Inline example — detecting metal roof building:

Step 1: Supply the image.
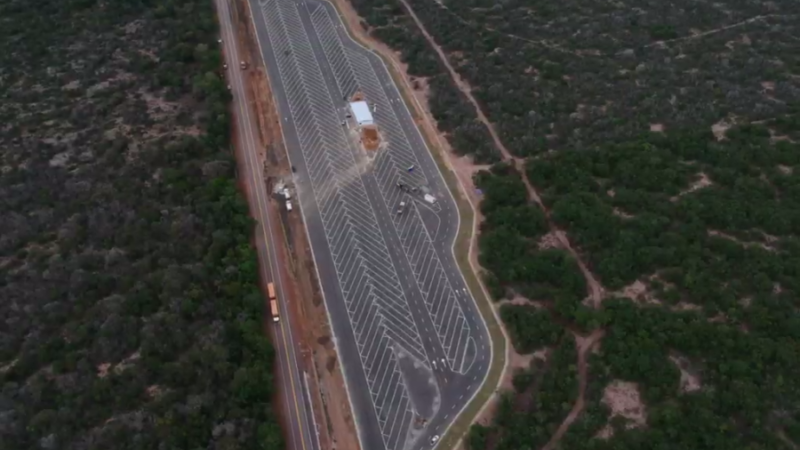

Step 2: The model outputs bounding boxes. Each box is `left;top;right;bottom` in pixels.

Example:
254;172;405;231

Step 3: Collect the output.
349;101;374;126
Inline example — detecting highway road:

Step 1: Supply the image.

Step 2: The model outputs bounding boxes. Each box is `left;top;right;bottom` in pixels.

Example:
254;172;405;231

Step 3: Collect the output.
215;1;321;450
245;0;493;449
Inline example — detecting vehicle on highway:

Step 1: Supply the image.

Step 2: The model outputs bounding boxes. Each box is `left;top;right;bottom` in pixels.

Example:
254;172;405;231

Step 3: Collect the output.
424;194;436;204
396;200;406;215
430;435;440;444
270;299;279;322
223;63;227;69
240;60;247;70
286;200;293;211
267;282;279;322
283;187;291;200
217;38;222;44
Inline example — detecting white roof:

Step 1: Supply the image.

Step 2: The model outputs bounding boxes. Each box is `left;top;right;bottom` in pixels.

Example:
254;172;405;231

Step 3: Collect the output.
349;101;374;125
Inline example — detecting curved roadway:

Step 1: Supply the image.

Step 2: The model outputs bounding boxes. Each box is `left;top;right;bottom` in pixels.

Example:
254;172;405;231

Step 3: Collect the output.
242;0;493;449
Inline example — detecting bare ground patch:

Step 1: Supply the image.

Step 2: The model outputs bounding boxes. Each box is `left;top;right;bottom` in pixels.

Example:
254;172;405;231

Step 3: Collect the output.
669;353;703;394
595;380;648;439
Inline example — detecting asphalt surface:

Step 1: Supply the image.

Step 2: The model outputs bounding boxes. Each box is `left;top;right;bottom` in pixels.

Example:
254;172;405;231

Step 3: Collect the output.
215;1;321;450
246;0;492;449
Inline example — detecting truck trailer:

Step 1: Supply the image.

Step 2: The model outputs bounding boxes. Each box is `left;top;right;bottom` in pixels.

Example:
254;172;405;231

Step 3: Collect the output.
267;282;278;322
270;299;279;323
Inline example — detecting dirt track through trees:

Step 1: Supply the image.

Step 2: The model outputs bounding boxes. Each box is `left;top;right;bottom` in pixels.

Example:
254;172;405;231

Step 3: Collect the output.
395;0;610;446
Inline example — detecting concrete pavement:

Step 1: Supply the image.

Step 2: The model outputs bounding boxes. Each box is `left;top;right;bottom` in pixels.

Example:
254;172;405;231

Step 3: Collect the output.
245;0;493;449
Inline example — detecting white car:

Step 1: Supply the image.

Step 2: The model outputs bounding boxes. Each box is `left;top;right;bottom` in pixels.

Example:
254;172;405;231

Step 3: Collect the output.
286;200;293;211
430;435;439;444
283;187;291;200
217;38;222;43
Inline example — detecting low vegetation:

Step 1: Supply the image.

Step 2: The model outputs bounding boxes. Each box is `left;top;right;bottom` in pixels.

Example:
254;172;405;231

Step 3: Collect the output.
0;0;282;448
348;0;800;448
350;0;501;163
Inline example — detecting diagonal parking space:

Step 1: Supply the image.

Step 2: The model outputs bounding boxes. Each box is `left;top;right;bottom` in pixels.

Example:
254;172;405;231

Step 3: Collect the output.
256;0;425;448
308;3;473;373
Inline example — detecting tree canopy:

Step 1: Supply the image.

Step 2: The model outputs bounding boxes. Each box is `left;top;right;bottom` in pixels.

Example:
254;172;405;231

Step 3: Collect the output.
346;0;800;448
0;0;282;448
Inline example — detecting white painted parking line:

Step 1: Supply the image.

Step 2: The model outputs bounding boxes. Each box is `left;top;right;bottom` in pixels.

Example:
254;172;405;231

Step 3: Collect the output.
258;1;426;447
305;8;474;374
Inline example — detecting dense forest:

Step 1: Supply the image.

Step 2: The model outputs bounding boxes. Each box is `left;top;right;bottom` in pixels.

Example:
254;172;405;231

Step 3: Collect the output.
475;126;800;450
347;0;800;449
394;0;800;157
0;0;282;449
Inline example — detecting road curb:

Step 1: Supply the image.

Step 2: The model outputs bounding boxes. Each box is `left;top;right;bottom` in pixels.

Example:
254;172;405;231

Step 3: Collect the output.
320;1;509;449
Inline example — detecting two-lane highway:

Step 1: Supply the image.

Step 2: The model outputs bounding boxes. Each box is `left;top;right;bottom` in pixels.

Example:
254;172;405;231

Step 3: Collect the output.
214;1;320;450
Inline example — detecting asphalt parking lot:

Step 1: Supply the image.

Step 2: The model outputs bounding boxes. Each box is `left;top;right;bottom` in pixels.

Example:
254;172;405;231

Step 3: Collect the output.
248;1;491;448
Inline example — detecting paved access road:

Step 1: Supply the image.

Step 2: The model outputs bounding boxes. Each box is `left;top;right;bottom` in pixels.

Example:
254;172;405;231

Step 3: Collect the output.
215;1;321;450
246;0;492;449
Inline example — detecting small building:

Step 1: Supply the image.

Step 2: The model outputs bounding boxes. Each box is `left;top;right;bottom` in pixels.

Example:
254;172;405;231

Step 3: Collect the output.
349;101;374;126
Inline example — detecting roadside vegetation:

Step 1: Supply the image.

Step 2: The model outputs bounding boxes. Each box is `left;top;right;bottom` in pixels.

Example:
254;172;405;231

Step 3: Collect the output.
0;0;282;448
350;0;501;163
347;0;800;448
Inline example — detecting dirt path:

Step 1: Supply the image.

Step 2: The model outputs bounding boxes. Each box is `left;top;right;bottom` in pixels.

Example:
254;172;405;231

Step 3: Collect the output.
395;0;604;308
394;0;609;445
540;329;605;450
396;0;511;162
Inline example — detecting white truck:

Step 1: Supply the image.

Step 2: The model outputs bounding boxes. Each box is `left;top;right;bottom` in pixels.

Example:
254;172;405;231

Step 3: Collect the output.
423;194;436;204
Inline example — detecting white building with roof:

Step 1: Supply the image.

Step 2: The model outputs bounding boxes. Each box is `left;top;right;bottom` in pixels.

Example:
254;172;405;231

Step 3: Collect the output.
348;101;374;126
